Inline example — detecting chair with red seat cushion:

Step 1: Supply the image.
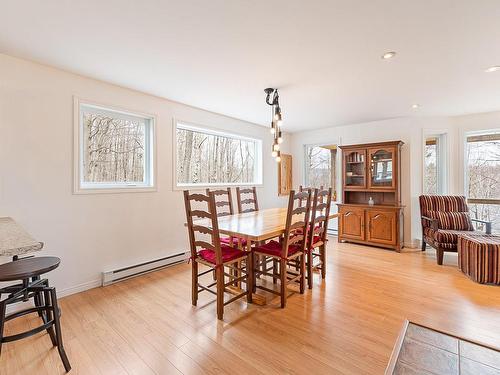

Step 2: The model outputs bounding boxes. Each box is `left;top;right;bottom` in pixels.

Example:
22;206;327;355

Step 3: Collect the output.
306;187;332;288
198;245;246;264
298;185;323;208
419;195;492;265
236;186;259;214
207;188;247;250
184;190;252;320
254;240;301;258
253;189;312;308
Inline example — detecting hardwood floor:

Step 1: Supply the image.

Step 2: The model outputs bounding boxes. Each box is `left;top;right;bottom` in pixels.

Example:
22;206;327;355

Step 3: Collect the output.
1;240;500;374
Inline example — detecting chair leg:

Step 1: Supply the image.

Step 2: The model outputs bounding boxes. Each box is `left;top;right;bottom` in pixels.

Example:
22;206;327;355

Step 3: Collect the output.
34;289;44;318
437;248;444;265
307;250;313;289
300;254;306;294
246;253;253;303
43;288;57;346
252;254;258;293
421;239;427;251
232;261;240;287
260;255;266;276
0;301;5;355
280;259;287;308
216;267;224;320
320;245;326;279
49;288;71;373
192;261;198;306
272;259;278;284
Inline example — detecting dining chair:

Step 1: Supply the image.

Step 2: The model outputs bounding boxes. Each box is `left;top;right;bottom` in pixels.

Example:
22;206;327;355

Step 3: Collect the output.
306;187;332;288
206;188;234;217
299;185;323;207
252;189;312;308
183;190;252;320
236;186;259;213
205;188;245;247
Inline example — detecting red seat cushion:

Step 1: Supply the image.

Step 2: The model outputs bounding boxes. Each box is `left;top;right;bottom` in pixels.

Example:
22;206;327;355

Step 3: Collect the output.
198;245;244;265
254;240;301;258
220;236;247;247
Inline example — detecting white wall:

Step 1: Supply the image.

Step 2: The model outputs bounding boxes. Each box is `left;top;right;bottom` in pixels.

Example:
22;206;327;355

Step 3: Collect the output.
0;54;290;295
290;113;500;247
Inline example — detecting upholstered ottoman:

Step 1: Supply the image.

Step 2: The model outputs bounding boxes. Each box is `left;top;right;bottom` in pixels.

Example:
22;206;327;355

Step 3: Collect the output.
458;233;500;285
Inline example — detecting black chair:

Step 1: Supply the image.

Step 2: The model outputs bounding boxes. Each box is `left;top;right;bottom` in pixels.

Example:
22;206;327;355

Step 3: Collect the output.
0;256;71;372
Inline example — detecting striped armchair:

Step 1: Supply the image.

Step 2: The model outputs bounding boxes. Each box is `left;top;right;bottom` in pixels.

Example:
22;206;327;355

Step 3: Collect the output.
419;195;492;265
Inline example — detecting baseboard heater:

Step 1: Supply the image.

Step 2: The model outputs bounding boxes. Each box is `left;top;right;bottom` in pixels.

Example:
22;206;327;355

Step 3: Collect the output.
102;252;189;286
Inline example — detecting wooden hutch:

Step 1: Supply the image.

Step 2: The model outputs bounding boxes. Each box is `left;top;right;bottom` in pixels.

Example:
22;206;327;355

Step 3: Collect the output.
337;141;404;251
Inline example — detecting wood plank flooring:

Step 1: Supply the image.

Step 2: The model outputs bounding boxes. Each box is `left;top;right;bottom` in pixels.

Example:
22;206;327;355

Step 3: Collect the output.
1;241;500;374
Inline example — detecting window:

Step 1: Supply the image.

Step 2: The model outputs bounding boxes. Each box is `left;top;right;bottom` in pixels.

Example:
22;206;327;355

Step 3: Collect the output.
465;131;500;233
423;134;446;195
175;122;262;187
424;137;439;194
75;100;155;192
304;144;338;235
304;144;337;199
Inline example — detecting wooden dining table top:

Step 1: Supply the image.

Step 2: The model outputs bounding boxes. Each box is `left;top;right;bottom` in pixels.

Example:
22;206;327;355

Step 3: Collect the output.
192;207;339;242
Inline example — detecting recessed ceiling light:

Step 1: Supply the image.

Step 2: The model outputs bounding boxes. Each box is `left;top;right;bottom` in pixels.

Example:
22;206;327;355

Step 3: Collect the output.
382;51;396;60
485;66;500;73
412;104;420;109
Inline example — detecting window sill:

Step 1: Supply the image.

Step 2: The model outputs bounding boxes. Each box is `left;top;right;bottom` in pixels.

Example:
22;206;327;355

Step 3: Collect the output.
73;186;157;195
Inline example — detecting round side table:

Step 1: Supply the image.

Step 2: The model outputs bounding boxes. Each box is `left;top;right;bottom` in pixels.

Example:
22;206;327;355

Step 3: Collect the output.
458;233;500;285
0;256;71;372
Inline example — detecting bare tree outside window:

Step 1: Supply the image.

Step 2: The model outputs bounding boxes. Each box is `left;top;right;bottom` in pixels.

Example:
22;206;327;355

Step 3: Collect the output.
466;133;500;233
304;145;337;199
424;138;438;195
78;103;154;191
176;125;260;185
306;146;331;188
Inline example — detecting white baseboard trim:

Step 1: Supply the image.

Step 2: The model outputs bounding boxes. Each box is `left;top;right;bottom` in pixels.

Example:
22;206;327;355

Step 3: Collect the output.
404;240;419;249
58;279;102;298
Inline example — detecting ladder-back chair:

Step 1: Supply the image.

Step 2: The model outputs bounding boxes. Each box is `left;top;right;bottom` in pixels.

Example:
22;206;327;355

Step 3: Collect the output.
206;188;246;248
183;190;252;320
252;189;312;308
206;188;234;217
299;185;323;207
306;187;332;288
236;187;259;213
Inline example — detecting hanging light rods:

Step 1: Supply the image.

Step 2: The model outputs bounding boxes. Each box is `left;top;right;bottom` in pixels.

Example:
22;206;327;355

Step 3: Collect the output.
264;88;283;162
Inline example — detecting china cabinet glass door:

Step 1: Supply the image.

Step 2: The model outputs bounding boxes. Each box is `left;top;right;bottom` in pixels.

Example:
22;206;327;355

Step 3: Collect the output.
344;150;366;188
368;147;395;189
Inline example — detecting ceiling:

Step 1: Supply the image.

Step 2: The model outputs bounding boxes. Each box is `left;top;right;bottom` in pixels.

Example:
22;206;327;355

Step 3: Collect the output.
1;0;500;132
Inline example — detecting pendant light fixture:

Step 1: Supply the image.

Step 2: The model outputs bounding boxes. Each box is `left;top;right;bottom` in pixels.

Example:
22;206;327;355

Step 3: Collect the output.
264;88;283;162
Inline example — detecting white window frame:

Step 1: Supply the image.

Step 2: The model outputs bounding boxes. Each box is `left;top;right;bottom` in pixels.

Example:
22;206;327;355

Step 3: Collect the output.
303;143;339;193
73;97;156;194
173;120;263;189
422;131;448;195
463;128;500;201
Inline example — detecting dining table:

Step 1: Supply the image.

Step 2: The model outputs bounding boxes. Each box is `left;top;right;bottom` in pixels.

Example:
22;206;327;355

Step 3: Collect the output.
192;207;340;252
